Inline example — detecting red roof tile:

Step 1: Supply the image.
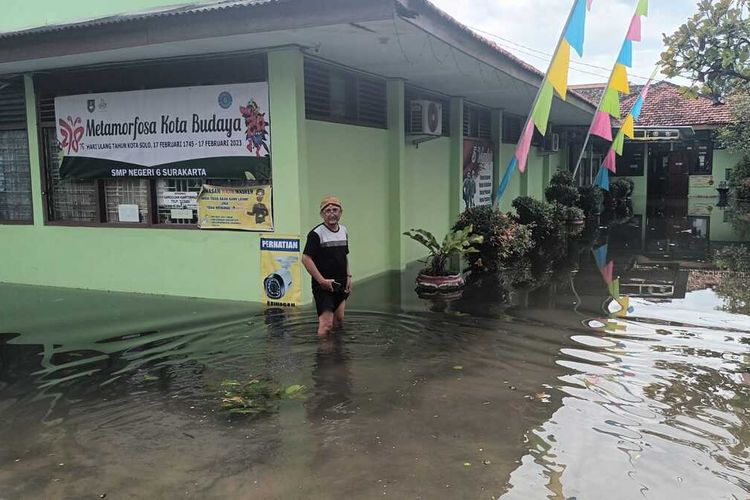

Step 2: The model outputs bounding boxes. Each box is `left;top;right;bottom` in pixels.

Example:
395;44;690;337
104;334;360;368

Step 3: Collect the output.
570;81;736;127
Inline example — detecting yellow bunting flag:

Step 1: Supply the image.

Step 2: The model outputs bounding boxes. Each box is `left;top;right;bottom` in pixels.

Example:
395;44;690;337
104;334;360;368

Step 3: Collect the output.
531;81;554;136
622;114;635;139
548;40;571;100
610;64;630;94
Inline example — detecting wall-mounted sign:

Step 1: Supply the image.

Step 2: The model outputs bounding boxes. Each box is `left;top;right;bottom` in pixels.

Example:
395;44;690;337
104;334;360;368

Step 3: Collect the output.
689;175;715;189
463;139;494;209
197;184;273;231
54;83;270;180
260;236;302;307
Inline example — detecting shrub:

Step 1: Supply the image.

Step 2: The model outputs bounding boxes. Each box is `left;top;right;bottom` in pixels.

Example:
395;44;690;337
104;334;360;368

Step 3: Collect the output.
736;178;750;199
545;184;580;207
512;196;562;243
609;178;634;199
562;205;585;222
403;226;483;276
729;156;750;189
549;170;575;186
453;206;533;273
714;245;750;273
576;185;603;215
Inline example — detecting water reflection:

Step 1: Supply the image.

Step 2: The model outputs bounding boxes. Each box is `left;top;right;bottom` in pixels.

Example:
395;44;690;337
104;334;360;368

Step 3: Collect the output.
0;200;748;498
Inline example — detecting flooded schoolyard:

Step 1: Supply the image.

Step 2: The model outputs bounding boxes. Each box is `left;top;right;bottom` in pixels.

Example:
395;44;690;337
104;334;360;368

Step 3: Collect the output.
1;207;749;499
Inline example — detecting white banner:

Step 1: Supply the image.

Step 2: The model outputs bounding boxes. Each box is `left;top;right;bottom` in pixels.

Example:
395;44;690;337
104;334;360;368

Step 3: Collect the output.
54;83;270;179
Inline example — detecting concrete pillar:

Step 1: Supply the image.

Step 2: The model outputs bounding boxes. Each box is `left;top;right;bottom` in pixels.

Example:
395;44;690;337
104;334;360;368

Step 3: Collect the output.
267;48;310;302
491;109;503;207
387;79;407;270
449;96;464;224
24;74;44;226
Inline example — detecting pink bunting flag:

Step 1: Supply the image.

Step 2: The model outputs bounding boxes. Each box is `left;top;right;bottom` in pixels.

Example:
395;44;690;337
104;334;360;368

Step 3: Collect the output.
590;111;613;141
515;121;535;173
599;261;614;284
626;14;641;41
587;0;594;9
603;148;617;172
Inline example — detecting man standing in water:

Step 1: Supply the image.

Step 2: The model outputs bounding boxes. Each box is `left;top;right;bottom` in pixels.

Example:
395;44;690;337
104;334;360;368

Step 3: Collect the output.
302;196;352;336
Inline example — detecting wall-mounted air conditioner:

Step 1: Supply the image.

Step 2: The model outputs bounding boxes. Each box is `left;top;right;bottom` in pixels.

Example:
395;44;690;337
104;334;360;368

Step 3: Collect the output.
409;100;442;136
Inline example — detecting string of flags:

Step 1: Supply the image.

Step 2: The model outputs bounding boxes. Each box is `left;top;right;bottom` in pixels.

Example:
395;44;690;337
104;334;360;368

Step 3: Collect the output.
594;68;657;190
593;243;630;317
496;0;594;203
575;0;649;189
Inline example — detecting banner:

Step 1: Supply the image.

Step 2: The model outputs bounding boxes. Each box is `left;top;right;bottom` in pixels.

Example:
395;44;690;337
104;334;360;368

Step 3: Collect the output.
197;184;273;231
463;139;494;209
260;236;302;307
54;83;270;180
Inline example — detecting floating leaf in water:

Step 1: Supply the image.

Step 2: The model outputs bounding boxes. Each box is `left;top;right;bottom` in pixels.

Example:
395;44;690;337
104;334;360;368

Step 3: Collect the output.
143;374;159;382
221;380;241;387
453;365;463;370
463;462;471;467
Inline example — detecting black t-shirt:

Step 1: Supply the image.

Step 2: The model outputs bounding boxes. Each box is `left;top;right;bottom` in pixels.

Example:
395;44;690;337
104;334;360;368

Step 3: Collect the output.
303;223;349;287
251;202;269;224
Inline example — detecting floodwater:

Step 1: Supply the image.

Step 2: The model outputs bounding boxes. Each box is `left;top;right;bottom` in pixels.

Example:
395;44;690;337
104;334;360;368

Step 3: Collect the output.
1;209;749;499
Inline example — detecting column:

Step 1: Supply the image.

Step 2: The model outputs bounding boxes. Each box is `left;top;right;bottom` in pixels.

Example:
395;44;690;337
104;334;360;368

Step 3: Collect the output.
387;79;407;270
267;48;310;302
491;109;503;207
449;96;464;224
24;74;44;226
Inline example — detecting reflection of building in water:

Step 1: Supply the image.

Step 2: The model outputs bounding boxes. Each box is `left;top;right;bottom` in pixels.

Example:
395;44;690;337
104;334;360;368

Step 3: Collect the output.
305;335;353;424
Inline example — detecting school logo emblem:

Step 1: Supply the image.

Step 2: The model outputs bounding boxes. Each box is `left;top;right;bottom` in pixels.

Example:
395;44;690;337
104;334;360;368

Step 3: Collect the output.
87;99;96;113
218;91;233;109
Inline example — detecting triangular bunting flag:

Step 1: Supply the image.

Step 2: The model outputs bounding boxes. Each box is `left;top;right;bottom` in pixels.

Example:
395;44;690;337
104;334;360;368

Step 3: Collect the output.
610;64;630;94
531;81;554;135
515;121;535;173
595;166;609;190
496;157;518;201
636;0;648;17
600;88;621;118
631;95;645;121
608;278;620;298
587;0;594;10
600;261;614;284
594;244;608;269
548;40;571;99
626;14;642;41
617;39;633;67
612;129;625;155
564;0;588;56
590;111;613;140
603;148;617;172
622;114;635;138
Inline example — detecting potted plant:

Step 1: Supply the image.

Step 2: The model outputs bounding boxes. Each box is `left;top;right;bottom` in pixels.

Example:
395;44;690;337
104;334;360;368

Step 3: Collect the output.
403;225;483;291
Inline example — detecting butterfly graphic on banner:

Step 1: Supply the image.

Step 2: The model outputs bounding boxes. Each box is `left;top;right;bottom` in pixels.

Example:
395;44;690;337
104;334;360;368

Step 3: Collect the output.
58;116;85;154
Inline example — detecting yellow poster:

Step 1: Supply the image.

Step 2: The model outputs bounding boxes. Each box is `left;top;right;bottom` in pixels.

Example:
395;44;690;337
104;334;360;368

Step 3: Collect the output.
260;235;302;307
197;184;273;231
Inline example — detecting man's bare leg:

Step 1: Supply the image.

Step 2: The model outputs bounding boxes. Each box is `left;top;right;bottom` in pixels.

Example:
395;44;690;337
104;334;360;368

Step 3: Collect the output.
333;300;346;329
318;311;334;336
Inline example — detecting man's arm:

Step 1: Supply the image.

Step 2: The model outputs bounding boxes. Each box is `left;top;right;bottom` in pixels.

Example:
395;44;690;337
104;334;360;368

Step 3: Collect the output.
302;254;335;292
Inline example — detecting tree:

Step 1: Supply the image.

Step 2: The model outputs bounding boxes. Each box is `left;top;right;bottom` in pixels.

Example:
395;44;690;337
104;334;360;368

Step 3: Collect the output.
661;0;750;100
662;1;750;154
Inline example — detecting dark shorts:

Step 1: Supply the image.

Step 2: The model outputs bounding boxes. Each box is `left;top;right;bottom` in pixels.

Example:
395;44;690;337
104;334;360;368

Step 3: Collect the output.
312;287;349;316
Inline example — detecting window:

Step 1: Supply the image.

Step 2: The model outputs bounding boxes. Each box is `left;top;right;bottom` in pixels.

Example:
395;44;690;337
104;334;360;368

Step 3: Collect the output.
463;104;491;139
0;79;33;223
502;114;523;143
37;53;269;228
404;86;450;136
304;59;387;128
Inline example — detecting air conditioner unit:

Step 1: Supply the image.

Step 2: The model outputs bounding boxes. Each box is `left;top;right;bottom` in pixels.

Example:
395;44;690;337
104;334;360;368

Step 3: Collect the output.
409;100;442;136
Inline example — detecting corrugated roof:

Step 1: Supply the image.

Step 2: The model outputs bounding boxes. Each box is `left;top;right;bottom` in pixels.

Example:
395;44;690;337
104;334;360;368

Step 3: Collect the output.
570;81;736;127
0;0;278;38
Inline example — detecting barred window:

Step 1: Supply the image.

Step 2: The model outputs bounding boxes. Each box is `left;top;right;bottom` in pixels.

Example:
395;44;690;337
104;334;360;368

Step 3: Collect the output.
0;78;33;223
463;104;491;139
305;59;387;128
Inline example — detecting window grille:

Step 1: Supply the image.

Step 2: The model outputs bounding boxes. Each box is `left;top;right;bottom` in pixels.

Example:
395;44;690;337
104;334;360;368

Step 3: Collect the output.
44;128;98;222
304;59;387;128
156;178;202;225
0;131;33;221
463;104;491;139
502;114;523;144
104;179;150;223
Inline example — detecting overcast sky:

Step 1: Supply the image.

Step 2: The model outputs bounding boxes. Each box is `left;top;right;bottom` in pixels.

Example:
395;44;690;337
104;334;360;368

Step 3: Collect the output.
429;0;699;86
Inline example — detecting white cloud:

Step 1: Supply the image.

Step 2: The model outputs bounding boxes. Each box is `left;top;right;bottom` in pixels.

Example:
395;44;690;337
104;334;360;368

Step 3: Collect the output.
429;0;699;86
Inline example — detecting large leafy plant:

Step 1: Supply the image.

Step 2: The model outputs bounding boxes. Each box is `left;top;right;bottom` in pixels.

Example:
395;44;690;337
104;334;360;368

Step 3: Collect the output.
403;225;484;276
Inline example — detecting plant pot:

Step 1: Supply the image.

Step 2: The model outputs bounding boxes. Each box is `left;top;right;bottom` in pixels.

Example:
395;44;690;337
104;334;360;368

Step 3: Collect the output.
415;272;465;291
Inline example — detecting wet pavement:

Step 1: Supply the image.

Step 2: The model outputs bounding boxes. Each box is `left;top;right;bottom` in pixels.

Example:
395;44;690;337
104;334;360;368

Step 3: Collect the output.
0;201;748;499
